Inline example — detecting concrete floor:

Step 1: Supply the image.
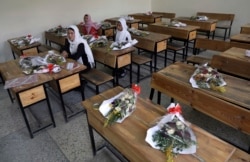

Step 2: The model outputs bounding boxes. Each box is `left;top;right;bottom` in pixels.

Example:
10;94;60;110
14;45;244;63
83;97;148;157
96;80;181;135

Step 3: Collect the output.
0;48;249;162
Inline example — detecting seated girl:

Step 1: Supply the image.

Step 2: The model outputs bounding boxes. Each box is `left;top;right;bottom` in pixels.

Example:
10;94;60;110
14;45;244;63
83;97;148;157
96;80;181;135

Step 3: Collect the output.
81;14;101;37
115;18;132;78
61;25;95;71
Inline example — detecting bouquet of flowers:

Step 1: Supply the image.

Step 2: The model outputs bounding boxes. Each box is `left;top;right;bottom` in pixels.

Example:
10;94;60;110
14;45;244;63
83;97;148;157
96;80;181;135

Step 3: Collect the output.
89;37;108;48
145;103;196;162
110;39;138;50
99;84;141;127
101;22;112;29
189;64;226;92
44;53;66;65
128;28;150;37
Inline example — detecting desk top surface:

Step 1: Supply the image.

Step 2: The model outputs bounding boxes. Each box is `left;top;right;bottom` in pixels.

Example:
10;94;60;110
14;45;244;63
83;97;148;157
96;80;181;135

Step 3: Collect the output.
149;22;200;31
174;17;218;23
82;86;249;162
241;23;250;28
230;33;250;43
221;47;250;60
131;30;171;42
0;51;86;92
8;36;41;50
91;43;136;56
129;13;163;18
105;17;141;23
156;62;250;110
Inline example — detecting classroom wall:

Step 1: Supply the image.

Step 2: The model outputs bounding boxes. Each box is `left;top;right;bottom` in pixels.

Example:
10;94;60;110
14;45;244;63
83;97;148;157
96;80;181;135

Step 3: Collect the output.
152;0;250;36
0;0;150;62
1;0;250;62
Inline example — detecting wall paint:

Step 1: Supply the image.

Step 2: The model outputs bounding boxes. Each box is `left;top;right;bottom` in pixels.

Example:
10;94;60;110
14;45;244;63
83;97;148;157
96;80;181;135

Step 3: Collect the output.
0;0;150;61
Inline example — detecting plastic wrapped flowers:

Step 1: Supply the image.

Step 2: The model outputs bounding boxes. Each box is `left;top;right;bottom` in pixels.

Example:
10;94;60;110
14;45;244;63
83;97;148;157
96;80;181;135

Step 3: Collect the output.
145;103;196;162
99;84;141;127
189;64;226;92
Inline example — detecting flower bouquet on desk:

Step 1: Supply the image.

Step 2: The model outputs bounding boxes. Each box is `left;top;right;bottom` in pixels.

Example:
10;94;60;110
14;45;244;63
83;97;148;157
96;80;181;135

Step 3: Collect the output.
101;21;112;29
189;64;226;92
170;21;187;27
47;25;67;36
128;28;150;37
99;84;141;127
110;39;138;50
145;103;196;162
87;36;108;48
44;51;66;65
19;53;64;74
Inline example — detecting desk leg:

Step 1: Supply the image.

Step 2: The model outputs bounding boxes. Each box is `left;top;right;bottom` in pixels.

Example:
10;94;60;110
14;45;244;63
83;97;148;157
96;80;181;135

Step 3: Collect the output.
185;41;189;59
129;63;132;84
6;89;14;103
207;31;210;39
86;114;97;156
157;91;161;105
59;95;68;122
154;51;157;72
17;95;34;138
11;50;16;59
80;79;86;100
45;86;56;128
212;31;215;40
149;88;155;100
113;68;118;86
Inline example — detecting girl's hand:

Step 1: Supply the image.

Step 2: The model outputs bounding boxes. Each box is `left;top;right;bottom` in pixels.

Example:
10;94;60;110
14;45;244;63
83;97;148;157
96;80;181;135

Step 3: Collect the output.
61;51;68;58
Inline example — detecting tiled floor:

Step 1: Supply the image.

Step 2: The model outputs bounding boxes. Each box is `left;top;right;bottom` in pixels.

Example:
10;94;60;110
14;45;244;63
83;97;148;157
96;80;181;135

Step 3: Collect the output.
0;48;249;162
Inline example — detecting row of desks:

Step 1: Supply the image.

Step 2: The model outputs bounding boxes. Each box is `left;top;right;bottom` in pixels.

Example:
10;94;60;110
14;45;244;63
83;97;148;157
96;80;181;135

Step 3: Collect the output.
211;47;250;80
82;86;250;162
172;16;217;38
150;62;250;135
44;31;171;72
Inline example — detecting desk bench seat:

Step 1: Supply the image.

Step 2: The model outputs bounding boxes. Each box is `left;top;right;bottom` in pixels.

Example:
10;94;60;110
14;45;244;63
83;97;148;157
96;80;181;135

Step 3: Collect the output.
186;55;211;65
132;54;152;83
81;68;114;94
166;42;186;64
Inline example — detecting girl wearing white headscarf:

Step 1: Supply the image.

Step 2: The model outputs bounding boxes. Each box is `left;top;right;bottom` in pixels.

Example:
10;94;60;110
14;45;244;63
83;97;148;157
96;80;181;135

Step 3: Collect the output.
61;25;95;70
115;18;132;43
115;18;132;77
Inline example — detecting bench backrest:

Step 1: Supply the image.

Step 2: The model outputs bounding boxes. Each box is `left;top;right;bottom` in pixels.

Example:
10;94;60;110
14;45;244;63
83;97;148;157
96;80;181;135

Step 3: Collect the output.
195;38;250;51
230;41;250;49
195;38;231;52
197;12;235;21
152;12;176;19
197;12;235;27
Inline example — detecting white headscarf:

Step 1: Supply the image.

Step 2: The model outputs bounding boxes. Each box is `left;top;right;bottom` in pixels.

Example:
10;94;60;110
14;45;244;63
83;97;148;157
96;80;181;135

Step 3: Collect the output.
67;25;95;67
115;18;132;43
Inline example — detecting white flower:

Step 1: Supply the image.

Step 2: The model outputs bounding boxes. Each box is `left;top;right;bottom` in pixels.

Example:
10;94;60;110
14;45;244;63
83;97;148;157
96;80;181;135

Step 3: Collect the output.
176;121;185;130
121;96;126;101
204;73;211;78
167;128;175;135
207;67;213;72
115;107;121;112
127;103;133;108
124;94;130;98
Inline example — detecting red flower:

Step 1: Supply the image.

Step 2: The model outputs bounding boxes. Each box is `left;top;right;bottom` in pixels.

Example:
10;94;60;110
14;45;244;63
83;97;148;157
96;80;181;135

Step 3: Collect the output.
167;103;182;114
132;83;141;95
